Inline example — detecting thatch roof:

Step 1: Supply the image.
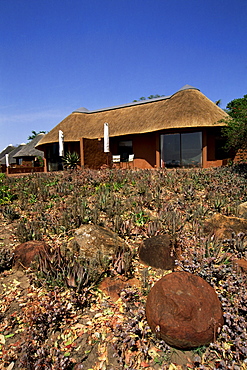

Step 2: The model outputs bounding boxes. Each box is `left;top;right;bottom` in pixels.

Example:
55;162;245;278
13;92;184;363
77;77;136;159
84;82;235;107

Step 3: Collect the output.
37;86;228;148
13;134;45;158
0;144;26;165
0;145;16;162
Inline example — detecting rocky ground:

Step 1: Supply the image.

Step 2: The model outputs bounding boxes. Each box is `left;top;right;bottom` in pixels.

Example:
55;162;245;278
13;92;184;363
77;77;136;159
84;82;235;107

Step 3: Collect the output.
0;217;197;370
0;167;246;369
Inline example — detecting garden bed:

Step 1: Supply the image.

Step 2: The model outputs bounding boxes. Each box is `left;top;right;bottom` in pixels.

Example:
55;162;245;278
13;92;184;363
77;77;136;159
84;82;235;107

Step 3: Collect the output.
0;165;246;369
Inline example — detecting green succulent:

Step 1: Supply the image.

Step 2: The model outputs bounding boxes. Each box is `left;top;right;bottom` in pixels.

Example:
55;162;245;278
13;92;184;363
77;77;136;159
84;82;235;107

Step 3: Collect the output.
62;152;80;169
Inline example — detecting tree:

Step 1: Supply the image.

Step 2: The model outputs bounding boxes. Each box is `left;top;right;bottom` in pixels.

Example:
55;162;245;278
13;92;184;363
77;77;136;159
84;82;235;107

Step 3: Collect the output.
221;94;247;152
28;130;46;141
133;94;164;102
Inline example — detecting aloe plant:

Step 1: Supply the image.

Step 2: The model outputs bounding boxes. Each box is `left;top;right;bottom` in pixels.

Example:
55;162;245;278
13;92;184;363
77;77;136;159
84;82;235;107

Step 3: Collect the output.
62;152;80;169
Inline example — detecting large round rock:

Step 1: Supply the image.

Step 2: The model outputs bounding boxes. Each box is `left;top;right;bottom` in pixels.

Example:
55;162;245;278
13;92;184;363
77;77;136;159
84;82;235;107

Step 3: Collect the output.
146;271;224;349
139;234;175;270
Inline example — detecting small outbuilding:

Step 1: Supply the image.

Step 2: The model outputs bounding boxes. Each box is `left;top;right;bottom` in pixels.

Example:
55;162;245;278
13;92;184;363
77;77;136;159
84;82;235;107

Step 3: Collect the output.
0;144;18;172
13;133;45;167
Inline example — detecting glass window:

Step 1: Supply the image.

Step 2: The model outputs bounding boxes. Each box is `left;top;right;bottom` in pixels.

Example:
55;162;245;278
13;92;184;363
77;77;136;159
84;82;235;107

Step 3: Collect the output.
161;132;202;167
161;134;180;167
181;132;202;166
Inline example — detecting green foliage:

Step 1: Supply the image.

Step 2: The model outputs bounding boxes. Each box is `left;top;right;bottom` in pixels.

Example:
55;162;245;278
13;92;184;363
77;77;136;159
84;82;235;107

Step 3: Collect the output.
28;130;46;141
133;210;150;227
0;185;14;204
36;155;44;167
0;175;17;204
15;219;43;242
133;94;164;102
226;94;247;119
28;193;37;204
221;94;247;152
62;152;80;169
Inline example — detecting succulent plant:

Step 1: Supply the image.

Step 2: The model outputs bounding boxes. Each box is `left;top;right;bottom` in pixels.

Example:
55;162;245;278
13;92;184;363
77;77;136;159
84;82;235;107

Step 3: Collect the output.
62;152;80;169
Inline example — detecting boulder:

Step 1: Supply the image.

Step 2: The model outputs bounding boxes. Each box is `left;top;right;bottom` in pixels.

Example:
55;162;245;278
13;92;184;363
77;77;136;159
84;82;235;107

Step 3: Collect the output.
13;240;50;269
68;224;128;260
238;201;247;219
203;213;247;239
146;271;223;349
138;234;176;270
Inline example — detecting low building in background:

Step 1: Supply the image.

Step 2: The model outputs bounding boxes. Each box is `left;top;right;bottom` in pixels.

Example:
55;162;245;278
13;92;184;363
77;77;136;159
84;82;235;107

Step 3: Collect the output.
13;133;45;167
0;134;45;174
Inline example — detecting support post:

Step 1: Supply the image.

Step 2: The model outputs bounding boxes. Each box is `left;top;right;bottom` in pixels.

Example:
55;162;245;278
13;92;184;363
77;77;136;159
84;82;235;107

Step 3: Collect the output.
80;137;84;167
155;133;160;168
202;129;207;168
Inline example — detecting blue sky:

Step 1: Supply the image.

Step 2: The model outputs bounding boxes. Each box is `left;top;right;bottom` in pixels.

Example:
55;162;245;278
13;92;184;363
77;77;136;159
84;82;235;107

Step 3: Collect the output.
0;0;246;151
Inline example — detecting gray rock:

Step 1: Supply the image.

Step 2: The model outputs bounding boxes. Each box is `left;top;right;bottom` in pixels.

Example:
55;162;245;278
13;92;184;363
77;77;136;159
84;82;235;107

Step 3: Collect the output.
68;224;128;259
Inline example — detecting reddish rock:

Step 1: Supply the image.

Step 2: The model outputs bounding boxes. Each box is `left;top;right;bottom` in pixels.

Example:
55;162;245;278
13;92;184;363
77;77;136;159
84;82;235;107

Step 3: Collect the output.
233;258;247;273
13;240;50;269
99;277;126;301
99;277;140;302
146;271;223;349
139;234;175;270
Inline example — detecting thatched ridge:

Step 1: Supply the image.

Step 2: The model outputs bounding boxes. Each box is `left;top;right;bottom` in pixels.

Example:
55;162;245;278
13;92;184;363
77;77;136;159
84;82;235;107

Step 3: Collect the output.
0;144;26;165
0;145;16;161
14;133;45;157
37;86;228;148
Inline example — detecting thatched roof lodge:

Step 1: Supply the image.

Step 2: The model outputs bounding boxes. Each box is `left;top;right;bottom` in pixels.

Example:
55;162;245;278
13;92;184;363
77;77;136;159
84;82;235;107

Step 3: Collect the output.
0;144;26;166
13;133;44;160
37;85;230;171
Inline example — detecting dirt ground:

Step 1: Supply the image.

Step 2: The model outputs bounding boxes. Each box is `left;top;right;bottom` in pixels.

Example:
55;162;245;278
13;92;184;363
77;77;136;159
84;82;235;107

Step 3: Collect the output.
0;215;19;250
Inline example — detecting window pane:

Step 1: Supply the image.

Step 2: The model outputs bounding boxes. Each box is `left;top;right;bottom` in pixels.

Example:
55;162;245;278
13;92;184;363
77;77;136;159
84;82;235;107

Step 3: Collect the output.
181;132;202;167
161;134;180;167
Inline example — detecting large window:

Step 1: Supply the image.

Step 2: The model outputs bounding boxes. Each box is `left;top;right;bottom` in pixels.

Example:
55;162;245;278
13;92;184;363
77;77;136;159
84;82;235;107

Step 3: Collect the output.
161;132;202;167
